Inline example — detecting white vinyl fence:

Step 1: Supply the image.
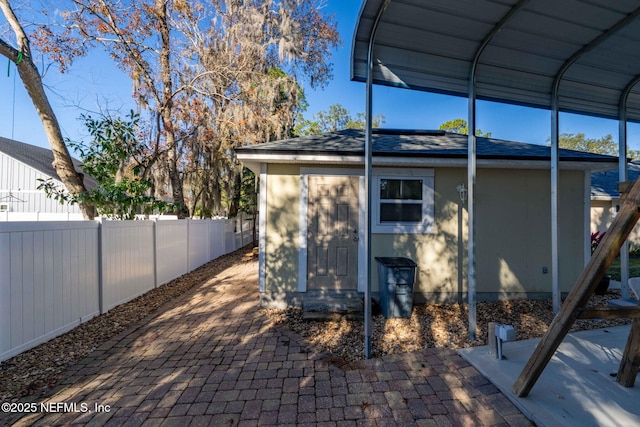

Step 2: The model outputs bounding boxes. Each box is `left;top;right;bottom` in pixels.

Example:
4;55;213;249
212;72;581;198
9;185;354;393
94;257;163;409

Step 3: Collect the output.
0;216;254;362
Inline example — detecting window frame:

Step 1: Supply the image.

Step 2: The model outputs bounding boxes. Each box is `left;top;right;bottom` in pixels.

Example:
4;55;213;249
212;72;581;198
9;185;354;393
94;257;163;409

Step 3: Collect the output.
372;168;435;234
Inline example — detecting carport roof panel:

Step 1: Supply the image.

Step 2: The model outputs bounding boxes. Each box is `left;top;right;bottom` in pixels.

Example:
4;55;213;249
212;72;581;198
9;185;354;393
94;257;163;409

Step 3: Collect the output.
351;0;640;121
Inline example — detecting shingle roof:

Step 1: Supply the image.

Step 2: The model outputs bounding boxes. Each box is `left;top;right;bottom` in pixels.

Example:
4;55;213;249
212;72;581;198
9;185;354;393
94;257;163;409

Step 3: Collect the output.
0;137;96;189
236;129;619;163
591;163;640;199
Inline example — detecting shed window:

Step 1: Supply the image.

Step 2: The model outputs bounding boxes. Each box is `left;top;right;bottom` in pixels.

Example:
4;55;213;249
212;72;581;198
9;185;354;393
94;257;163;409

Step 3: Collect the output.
373;170;434;234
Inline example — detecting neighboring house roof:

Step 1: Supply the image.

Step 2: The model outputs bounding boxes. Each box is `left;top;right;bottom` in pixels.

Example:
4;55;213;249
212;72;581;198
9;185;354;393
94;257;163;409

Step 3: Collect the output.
236;129;618;171
0;136;97;189
591;163;640;200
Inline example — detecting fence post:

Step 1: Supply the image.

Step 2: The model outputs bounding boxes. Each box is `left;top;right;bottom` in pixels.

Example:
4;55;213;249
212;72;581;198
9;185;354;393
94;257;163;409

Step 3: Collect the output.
96;217;105;314
153;218;158;288
226;218;232;253
186;218;191;272
240;213;244;247
207;219;212;262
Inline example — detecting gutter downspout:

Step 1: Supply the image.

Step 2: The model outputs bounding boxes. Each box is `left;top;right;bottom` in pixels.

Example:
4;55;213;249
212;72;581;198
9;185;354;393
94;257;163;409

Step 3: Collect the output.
364;0;390;359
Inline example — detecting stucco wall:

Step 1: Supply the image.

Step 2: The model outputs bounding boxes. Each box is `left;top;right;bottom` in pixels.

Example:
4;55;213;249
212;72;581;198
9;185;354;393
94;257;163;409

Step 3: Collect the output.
262;164;301;306
475;169;585;298
370;168;585;301
261;163;588;305
370;168;465;301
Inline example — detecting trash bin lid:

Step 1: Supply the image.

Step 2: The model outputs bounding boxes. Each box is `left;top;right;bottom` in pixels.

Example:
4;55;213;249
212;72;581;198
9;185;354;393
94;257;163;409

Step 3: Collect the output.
375;257;417;267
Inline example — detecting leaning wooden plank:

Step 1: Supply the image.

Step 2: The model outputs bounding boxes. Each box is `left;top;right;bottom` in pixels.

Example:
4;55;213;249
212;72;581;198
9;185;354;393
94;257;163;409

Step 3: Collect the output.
617;318;640;387
578;307;640;319
513;176;640;397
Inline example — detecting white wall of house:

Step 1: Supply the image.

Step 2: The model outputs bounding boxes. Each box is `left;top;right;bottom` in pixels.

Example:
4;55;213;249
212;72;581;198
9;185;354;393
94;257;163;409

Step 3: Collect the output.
0;151;81;214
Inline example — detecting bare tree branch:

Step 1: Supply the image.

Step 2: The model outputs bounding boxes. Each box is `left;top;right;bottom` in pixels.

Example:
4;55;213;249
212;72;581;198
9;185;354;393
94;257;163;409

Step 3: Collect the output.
0;0;96;219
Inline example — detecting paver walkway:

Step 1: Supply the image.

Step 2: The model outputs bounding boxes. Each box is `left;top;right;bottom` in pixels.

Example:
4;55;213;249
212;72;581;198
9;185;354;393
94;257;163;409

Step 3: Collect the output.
4;257;533;426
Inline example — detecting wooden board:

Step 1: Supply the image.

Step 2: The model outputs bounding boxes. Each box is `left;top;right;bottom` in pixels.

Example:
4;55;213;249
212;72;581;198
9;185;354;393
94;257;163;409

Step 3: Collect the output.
617;318;640;387
578;307;640;319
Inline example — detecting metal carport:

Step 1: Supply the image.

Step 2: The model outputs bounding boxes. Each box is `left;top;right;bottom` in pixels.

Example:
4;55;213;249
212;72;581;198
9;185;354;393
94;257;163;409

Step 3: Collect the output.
351;0;640;356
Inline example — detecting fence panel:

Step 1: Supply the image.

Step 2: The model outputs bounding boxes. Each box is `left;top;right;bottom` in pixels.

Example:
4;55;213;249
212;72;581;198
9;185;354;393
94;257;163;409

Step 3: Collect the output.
156;220;189;285
224;219;236;253
1;216;250;362
188;220;210;271
0;222;100;361
209;220;226;260
100;220;155;312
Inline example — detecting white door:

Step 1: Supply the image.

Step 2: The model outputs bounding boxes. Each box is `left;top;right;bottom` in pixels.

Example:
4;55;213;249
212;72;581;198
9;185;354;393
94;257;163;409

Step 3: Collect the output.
307;176;359;290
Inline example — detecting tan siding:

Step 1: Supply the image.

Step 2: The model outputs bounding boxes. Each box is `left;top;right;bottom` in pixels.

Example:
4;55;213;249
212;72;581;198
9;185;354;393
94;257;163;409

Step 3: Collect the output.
262;163;588;302
373;168;586;300
558;171;587;292
264;164;301;295
371;168;465;300
475;169;584;296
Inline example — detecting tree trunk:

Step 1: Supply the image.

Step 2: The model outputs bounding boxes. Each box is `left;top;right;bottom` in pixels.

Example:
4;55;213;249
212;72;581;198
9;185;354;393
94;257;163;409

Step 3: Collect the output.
156;0;188;218
0;0;96;219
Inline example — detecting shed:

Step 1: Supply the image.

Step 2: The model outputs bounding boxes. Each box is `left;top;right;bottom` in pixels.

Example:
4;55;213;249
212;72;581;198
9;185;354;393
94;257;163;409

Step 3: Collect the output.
237;129;617;308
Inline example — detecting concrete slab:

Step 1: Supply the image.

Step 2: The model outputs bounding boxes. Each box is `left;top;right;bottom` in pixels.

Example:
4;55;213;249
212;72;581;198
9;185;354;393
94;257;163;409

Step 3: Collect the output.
458;325;640;427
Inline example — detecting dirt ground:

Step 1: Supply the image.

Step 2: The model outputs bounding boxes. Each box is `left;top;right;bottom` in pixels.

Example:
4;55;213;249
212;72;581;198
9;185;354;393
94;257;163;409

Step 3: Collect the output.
0;246;632;400
264;289;632;363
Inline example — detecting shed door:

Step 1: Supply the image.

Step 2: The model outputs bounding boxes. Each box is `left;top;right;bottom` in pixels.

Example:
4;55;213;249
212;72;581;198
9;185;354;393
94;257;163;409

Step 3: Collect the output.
307;176;359;290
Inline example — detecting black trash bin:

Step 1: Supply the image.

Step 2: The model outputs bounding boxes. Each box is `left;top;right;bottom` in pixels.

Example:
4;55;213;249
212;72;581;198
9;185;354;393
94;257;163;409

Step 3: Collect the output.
375;257;417;318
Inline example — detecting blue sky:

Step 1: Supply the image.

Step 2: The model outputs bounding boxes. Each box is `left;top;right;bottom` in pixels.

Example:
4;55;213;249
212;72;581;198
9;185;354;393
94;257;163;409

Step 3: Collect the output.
1;0;638;151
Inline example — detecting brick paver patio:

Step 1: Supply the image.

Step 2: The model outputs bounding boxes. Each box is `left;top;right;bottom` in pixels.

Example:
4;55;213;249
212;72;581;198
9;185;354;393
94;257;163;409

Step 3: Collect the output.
3;257;533;426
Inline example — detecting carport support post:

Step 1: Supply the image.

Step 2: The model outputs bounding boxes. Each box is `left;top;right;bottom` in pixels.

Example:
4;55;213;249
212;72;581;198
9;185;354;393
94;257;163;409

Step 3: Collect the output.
620;88;633;300
364;42;373;359
363;0;389;359
551;99;560;314
467;87;477;340
463;0;531;340
619;122;630;301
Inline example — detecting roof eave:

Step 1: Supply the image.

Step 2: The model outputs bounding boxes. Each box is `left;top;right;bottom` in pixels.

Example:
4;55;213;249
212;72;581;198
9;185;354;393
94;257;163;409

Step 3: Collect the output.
237;152;617;171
